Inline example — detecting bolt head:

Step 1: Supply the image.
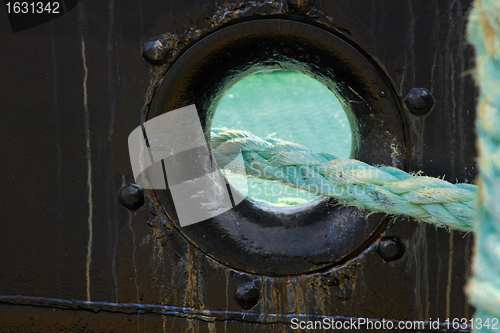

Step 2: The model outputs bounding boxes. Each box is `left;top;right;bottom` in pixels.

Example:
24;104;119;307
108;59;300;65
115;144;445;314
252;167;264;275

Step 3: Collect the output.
405;88;435;115
119;184;144;211
235;282;260;310
149;205;158;216
287;0;313;12
377;236;405;262
142;39;169;65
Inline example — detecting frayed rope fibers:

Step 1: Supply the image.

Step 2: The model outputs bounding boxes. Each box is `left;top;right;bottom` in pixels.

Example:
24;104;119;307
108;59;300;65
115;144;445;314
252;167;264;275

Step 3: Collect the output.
465;0;500;328
211;0;500;322
211;128;476;232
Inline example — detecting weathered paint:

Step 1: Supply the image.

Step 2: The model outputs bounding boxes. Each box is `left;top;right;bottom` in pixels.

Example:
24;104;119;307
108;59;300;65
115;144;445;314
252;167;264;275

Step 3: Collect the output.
0;0;476;331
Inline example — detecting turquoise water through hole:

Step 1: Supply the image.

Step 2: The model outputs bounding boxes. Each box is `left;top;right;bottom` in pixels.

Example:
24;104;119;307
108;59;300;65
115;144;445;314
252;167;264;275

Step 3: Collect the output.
211;70;352;207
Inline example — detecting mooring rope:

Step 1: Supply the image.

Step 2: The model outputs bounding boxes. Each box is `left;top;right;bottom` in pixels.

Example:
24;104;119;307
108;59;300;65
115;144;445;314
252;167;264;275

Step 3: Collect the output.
211;0;499;323
465;0;500;325
211;128;476;232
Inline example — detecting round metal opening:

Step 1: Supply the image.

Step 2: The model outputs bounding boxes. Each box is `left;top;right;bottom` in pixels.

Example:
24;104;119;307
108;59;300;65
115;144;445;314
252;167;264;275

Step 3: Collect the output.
211;70;352;207
149;18;406;275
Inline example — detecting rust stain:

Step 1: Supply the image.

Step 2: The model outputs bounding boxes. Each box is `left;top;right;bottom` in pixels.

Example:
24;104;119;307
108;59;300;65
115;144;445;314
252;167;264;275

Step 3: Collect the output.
285;280;296;314
271;280;283;319
479;3;497;56
184;245;198;333
446;231;454;319
293;280;307;315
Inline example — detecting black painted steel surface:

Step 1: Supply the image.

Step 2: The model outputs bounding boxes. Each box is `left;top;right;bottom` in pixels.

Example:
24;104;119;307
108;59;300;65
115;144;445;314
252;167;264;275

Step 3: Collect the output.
0;0;477;331
149;18;405;275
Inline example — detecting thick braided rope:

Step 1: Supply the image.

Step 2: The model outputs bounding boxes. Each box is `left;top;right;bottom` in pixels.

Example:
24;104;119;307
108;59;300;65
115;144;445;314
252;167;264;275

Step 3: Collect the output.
211;128;476;232
465;0;500;327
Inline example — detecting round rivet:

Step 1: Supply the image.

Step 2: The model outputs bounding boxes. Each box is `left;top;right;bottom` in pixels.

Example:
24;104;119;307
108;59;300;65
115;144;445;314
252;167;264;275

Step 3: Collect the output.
119;184;144;211
235;282;260;310
287;0;313;12
149;205;158;216
405;88;435;115
377;236;405;262
142;39;169;65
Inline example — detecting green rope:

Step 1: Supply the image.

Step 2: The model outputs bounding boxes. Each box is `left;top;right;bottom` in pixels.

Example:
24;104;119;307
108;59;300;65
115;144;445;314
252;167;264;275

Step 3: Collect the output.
206;0;500;326
211;128;476;232
211;1;500;322
466;0;500;328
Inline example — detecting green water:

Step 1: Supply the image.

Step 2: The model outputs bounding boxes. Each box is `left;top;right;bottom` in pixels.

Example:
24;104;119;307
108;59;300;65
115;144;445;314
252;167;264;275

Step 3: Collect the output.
211;70;352;206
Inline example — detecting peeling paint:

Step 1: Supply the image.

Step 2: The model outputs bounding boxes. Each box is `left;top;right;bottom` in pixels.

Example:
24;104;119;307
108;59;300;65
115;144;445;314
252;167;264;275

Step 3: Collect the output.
446;230;454;319
80;20;93;305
